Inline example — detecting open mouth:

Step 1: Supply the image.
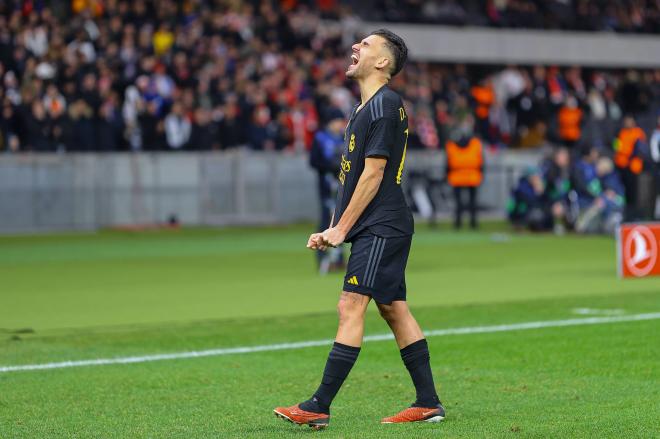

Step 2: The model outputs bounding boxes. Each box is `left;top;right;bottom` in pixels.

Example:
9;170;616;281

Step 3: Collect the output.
351;54;359;65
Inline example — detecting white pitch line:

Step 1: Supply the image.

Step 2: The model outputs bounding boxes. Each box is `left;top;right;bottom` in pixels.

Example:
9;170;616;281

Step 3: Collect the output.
2;312;659;374
571;307;625;316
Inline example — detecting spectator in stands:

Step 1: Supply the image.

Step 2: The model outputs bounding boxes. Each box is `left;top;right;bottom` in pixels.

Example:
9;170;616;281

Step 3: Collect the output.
509;76;546;148
596;157;625;231
23;99;52;151
508;167;543;230
152;23;174;56
43;84;66;118
470;77;495;141
96;95;123;151
65;99;95;151
574;153;625;233
651;115;660;165
572;147;602;232
218;102;246;150
247;105;278;151
557;94;584;148
415;105;440;149
0;100;19;152
188;108;218;151
651;115;660;217
540;147;571;234
164;101;191;150
433;99;453;148
445;115;484;230
0;1;657;155
139;100;163;151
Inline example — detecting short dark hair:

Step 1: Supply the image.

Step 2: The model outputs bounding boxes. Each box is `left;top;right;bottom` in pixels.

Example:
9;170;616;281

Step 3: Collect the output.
370;29;408;77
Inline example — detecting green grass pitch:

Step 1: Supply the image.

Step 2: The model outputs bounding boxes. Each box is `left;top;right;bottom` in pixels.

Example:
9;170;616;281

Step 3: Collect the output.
1;223;659;438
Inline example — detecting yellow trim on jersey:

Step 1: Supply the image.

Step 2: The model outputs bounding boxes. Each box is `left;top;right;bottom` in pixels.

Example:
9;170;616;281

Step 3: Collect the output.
396;128;409;185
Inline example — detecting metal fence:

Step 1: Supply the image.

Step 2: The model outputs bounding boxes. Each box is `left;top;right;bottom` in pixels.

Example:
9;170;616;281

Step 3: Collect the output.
0;149;543;233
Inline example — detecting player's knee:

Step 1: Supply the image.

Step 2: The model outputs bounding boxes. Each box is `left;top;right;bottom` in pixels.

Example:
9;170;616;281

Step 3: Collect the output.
378;305;396;322
336;301;359;322
378;302;409;323
336;293;366;323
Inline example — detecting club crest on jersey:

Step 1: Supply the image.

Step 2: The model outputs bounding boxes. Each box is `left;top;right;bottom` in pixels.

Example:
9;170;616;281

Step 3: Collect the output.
349;133;356;152
339;154;351;185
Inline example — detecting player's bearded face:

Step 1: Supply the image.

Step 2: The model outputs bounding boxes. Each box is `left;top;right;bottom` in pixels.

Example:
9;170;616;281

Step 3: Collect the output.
346;35;381;79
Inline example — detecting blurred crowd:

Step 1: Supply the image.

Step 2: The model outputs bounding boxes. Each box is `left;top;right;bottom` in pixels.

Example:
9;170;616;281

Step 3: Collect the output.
412;64;660;151
373;0;660;33
508;114;660;234
0;1;659;154
0;0;358;152
508;147;626;234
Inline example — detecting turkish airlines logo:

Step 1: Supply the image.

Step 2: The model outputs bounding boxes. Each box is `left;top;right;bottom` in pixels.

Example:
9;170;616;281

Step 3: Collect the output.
624;226;658;277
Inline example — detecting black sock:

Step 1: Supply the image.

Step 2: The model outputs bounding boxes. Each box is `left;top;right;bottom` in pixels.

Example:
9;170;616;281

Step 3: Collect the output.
400;339;440;408
299;342;361;414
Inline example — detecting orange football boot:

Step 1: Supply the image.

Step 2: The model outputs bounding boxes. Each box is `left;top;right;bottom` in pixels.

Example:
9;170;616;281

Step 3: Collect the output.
381;404;445;424
273;404;330;430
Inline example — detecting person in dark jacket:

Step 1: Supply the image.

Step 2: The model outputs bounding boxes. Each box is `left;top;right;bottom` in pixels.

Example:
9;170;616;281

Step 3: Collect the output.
571;146;600;212
309;109;344;273
139;100;164;151
508;167;551;231
96;99;124;151
539;147;571;234
65;99;96;151
22;100;52;151
218;102;245;149
597;157;625;231
188;107;218;150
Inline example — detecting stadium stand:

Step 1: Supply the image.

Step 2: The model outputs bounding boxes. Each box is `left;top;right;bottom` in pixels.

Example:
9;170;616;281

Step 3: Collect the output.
366;0;660;33
0;1;658;154
0;0;658;233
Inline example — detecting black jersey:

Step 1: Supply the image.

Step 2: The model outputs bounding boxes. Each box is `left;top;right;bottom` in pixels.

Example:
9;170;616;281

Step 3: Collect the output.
332;85;414;242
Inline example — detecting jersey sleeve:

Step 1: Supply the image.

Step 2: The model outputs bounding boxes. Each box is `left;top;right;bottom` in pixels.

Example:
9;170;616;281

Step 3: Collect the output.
364;93;399;159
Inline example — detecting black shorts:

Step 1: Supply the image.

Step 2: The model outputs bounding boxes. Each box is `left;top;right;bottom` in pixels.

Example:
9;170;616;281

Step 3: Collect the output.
342;232;412;304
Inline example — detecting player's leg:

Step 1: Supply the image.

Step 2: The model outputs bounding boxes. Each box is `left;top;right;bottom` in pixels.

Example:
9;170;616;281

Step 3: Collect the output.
334;290;371;346
274;291;368;428
301;292;369;409
366;234;444;423
300;291;369;413
377;301;442;413
275;235;375;429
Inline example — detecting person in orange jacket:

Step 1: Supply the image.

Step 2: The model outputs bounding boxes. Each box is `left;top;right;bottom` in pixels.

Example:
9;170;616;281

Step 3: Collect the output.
445;116;484;229
557;95;583;148
613;115;648;220
470;78;494;141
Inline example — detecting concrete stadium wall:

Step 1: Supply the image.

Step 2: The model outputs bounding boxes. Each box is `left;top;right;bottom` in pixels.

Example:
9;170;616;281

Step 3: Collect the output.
0;150;542;234
364;23;660;67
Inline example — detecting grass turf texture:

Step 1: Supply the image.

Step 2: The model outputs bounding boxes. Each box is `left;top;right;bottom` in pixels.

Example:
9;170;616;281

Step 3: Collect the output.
1;223;659;438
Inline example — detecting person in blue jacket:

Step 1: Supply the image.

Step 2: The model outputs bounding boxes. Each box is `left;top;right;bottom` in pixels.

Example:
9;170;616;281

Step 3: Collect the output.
309;109;345;272
574;151;625;233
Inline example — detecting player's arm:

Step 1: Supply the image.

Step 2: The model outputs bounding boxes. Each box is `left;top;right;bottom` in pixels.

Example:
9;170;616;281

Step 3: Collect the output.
318;98;397;249
320;157;386;247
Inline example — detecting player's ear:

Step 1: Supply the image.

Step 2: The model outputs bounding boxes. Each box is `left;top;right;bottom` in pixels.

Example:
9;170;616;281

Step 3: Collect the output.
375;56;391;75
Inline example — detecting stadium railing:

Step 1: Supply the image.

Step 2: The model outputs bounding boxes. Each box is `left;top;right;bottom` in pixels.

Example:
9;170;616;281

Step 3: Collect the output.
0;149;543;233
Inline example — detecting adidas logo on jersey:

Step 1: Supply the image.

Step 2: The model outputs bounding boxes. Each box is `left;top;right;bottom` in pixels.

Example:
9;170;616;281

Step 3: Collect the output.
347;276;359;285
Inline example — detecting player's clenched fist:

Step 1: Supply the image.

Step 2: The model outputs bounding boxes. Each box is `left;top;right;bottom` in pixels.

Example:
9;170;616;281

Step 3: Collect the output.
307;233;327;250
321;227;346;248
